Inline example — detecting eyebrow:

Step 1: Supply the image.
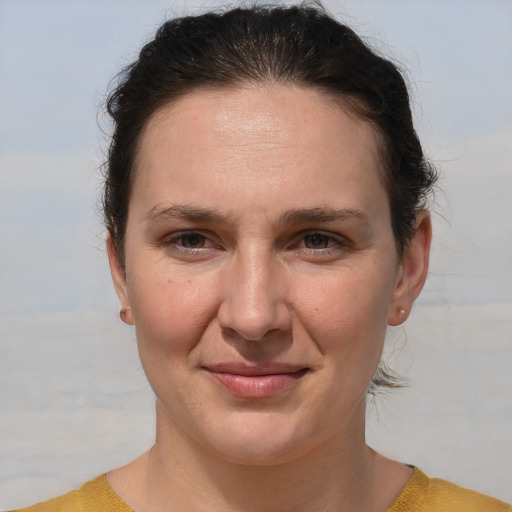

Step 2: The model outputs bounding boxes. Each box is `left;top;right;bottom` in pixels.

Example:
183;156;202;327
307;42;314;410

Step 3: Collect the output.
145;204;229;224
279;207;369;226
145;204;369;226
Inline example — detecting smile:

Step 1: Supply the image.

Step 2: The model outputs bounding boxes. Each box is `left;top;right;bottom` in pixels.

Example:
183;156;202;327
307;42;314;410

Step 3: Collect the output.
204;363;309;399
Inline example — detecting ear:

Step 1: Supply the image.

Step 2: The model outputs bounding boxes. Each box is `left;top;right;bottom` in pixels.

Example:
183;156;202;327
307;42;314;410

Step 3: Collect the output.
107;236;134;325
388;210;432;326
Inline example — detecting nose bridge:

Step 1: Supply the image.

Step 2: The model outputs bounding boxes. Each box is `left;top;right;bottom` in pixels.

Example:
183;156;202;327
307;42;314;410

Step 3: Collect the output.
218;241;290;340
240;244;274;309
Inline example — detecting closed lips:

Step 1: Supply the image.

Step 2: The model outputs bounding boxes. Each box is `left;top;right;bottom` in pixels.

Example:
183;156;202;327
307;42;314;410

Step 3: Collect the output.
204;363;309;376
204;364;309;398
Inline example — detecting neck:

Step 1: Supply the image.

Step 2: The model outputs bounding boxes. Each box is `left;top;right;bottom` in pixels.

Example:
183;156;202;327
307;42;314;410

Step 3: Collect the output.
109;400;410;512
151;432;372;512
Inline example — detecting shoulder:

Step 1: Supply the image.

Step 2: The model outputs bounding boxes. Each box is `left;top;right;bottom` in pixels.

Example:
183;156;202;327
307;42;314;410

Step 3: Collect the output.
7;474;132;512
424;479;512;512
7;490;83;512
389;467;512;512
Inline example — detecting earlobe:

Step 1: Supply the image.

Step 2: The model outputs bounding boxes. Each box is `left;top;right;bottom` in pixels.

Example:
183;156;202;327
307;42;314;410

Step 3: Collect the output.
107;236;134;325
388;211;432;326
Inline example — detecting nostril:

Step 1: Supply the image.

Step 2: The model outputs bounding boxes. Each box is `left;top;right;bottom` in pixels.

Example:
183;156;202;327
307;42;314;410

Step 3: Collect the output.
217;299;292;343
219;324;294;353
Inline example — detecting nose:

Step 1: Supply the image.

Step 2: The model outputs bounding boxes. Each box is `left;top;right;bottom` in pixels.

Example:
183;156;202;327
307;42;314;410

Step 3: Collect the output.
217;246;292;342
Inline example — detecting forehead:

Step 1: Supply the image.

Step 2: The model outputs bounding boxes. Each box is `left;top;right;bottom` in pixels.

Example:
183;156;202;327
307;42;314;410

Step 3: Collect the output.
132;84;388;220
138;84;382;160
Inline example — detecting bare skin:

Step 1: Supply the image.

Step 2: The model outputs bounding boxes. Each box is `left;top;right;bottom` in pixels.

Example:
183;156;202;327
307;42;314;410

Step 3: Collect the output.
109;441;413;512
107;84;431;512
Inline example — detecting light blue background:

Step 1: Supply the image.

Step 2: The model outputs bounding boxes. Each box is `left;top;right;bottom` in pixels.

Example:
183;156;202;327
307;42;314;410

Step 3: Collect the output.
1;0;511;313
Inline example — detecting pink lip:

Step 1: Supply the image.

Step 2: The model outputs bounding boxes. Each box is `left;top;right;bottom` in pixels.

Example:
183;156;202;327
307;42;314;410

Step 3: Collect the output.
204;363;309;399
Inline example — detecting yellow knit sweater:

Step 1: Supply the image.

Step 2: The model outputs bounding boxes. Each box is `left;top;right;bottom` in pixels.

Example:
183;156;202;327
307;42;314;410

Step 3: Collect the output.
10;467;511;512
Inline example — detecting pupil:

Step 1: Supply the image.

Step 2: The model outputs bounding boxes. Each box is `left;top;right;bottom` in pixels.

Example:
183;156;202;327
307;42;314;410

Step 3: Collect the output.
306;234;328;248
183;234;203;248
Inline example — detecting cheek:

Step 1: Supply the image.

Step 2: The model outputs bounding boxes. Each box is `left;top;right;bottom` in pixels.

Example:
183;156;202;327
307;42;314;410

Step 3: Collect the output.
128;269;222;412
298;265;393;331
296;268;393;372
128;263;219;360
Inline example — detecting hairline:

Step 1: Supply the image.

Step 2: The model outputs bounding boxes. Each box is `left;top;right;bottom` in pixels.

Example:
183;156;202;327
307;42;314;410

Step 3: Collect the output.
116;82;405;265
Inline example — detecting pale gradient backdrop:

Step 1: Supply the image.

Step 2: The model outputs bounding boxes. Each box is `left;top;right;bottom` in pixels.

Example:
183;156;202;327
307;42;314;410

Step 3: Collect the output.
1;0;511;508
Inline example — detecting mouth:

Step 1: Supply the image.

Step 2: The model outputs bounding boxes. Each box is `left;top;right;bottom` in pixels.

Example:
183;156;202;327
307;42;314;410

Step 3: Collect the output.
203;363;309;399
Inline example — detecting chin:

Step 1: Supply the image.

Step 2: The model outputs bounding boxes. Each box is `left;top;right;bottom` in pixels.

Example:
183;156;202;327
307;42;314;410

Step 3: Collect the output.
193;410;324;466
206;436;308;466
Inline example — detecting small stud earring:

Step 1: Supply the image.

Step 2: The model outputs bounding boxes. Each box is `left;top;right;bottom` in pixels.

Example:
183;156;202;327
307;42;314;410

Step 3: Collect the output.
120;306;132;323
399;308;406;317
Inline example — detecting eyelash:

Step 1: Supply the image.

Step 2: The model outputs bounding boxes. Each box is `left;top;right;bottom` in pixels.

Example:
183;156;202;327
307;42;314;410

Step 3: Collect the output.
159;231;217;254
293;231;350;256
299;232;340;248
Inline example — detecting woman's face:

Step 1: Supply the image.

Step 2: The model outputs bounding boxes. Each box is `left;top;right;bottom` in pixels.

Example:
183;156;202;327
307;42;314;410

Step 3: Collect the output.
110;85;427;464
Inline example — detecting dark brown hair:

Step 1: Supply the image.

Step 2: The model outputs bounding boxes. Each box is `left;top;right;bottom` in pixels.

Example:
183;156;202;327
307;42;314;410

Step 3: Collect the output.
103;3;437;390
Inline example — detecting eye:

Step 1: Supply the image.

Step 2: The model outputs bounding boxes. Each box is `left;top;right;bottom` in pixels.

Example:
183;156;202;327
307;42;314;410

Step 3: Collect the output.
159;230;218;255
288;230;352;260
303;233;334;249
178;233;207;249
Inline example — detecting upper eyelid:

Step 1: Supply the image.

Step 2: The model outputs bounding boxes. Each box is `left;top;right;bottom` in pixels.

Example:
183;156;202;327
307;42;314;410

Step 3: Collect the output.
160;230;216;248
296;230;348;243
165;229;212;240
281;231;350;253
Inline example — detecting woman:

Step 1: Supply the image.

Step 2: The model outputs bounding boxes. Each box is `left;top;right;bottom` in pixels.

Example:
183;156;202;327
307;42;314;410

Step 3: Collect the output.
12;4;511;512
